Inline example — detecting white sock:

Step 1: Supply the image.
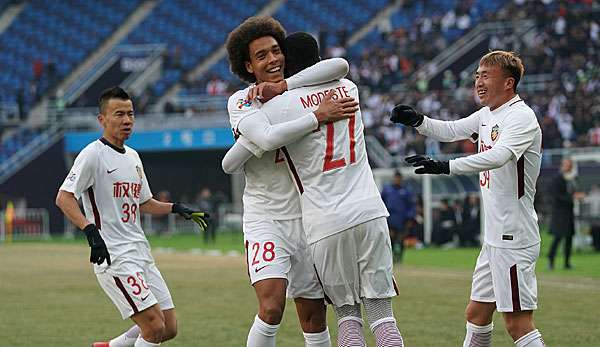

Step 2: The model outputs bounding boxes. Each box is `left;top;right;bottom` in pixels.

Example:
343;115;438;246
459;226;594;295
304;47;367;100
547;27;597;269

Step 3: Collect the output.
515;329;546;347
303;327;331;347
134;336;160;347
247;314;280;347
463;321;493;347
109;325;140;347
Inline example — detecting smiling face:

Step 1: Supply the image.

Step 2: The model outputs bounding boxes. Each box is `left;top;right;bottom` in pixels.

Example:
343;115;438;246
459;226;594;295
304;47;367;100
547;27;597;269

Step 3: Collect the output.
474;64;516;111
98;98;134;147
245;36;285;84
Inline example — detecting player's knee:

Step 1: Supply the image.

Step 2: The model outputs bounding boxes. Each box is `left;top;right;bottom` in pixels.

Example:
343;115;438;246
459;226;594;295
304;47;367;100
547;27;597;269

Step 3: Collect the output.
142;317;166;342
299;311;327;333
465;305;490;326
259;302;284;325
161;323;177;342
162;327;177;342
504;316;532;341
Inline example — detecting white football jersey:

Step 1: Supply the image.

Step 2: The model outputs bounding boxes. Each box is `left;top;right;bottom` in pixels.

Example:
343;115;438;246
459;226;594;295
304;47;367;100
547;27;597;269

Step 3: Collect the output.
418;95;542;248
227;87;302;220
260;79;389;244
59;139;154;271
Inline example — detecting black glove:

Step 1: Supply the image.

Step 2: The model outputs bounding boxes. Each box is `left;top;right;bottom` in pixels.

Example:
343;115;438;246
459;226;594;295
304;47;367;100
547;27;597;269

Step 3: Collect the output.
172;203;210;231
390;104;425;127
405;155;450;175
82;224;111;266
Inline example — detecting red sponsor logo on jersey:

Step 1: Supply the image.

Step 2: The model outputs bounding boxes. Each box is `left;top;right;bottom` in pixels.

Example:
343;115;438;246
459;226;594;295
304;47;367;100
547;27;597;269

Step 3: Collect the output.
479;140;493;188
113;182;142;199
299;86;351;109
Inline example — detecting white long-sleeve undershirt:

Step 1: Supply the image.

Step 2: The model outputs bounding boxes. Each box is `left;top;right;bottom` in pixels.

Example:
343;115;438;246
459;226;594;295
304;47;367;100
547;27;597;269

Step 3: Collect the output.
416;114;479;142
450;146;513;175
285;58;349;90
237;111;318;152
222;141;254;174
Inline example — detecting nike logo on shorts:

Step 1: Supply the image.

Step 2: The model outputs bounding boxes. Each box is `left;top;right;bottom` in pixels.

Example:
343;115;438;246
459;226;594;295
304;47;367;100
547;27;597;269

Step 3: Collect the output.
141;294;150;301
107;168;118;174
255;265;268;273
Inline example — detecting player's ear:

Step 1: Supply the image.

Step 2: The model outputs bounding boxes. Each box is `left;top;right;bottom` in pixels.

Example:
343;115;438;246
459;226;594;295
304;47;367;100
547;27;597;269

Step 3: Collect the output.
245;61;254;74
505;77;515;92
97;113;105;126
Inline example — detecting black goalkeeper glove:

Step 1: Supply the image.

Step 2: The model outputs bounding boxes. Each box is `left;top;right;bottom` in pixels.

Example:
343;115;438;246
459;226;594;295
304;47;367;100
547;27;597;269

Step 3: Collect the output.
172;202;210;231
82;224;111;266
405;155;450;175
390;104;425;127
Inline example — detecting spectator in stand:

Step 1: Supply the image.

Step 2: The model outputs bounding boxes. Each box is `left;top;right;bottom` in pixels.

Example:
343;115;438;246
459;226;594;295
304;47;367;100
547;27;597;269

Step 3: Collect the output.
206;75;228;96
194;187;215;244
153;190;171;235
548;158;581;270
460;194;480;247
381;171;416;262
433;199;455;246
584;184;600;252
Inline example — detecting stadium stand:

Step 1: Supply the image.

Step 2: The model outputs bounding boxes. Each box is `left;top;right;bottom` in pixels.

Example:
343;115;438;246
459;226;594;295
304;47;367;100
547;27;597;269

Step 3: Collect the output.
0;0;141;110
120;0;270;101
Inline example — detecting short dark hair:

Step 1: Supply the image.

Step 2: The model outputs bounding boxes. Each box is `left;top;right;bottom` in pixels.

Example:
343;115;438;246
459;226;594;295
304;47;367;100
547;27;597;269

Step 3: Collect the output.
479;50;524;93
284;32;320;77
99;86;131;114
226;16;286;84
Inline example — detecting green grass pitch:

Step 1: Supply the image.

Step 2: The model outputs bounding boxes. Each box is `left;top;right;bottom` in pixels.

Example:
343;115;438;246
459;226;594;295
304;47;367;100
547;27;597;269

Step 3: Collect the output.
1;233;599;346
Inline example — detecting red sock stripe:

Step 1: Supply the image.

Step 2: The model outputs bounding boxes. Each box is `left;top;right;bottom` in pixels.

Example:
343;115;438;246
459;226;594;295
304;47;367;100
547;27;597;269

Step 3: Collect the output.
114;276;139;314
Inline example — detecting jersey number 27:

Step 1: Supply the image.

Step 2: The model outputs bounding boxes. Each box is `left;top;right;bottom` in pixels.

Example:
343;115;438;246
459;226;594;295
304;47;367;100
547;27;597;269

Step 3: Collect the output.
323;117;356;172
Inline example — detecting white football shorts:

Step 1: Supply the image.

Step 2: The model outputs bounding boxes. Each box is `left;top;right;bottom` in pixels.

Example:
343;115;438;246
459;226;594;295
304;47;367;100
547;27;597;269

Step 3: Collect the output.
311;217;398;306
243;217;323;299
470;243;540;312
96;261;175;319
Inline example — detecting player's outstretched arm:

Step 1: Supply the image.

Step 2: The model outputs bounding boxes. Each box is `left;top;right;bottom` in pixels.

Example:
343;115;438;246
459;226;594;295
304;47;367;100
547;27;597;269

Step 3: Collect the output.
405;148;513;176
391;104;480;143
237;91;358;151
222;141;254;174
55;190;111;265
450;111;538;175
405;155;450;175
171;203;210;232
139;199;209;231
285;57;349;89
247;58;350;102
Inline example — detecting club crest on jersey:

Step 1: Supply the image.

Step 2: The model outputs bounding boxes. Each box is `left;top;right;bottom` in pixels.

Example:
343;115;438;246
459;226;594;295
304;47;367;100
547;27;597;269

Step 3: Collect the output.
237;98;252;109
491;124;499;142
136;165;143;181
67;171;77;182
